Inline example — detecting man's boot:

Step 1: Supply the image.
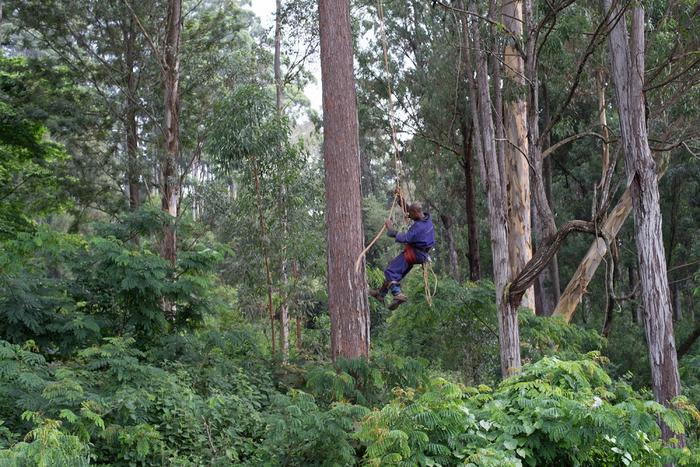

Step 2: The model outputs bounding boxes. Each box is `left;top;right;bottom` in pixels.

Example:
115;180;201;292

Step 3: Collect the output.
388;293;408;310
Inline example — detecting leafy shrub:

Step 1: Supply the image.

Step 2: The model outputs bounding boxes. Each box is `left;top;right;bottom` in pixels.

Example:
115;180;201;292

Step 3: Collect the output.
358;356;700;466
0;414;90;467
0;224;221;354
382;279;501;384
305;353;430;408
261;390;369;466
520;312;607;362
0;334;276;466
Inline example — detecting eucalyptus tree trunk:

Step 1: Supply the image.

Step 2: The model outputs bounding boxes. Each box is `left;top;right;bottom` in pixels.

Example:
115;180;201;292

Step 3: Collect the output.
124;17;140;213
252;162;276;357
275;0;290;363
460;117;481;281
604;0;683;444
464;3;521;376
523;0;558;315
161;0;181;276
440;213;460;281
319;0;370;360
502;0;534;311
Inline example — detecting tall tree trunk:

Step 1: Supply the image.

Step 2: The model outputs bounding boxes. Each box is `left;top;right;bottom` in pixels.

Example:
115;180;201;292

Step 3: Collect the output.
124;17;140;213
465;2;521;376
160;0;181;321
525;0;559;316
604;0;683;444
503;0;534;311
440;213;460;281
161;0;181;266
293;260;303;352
319;0;370;361
460;117;481;281
252;162;276;356
275;0;290;363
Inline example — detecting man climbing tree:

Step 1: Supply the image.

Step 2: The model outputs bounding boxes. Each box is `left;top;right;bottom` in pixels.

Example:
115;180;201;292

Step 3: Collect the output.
369;194;435;310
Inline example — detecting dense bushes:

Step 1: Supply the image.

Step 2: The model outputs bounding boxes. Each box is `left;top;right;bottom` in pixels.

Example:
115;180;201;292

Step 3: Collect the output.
0;332;273;465
358;356;700;466
0;320;698;465
0;221;219;354
0;228;698;464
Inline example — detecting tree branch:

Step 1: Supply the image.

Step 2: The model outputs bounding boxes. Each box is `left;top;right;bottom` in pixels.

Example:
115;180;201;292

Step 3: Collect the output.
542;131;608;158
508;220;600;306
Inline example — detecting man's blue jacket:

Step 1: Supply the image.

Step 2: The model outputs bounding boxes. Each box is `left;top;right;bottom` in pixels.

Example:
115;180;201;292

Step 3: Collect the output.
388;213;435;252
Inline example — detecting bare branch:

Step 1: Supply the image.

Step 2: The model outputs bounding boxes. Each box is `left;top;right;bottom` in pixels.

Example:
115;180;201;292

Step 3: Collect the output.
542;131;608;158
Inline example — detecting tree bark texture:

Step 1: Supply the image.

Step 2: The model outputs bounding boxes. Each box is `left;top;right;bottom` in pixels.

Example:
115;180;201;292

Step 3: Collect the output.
319;0;370;361
502;0;534;311
161;0;181;272
604;0;683;444
460;117;481;281
465;3;521;376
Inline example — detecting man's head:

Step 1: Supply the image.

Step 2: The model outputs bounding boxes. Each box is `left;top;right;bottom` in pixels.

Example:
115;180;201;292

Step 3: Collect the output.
407;202;424;221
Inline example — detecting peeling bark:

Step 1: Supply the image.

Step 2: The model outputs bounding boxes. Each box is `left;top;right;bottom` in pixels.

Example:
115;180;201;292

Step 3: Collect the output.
161;0;181;273
604;0;683;444
465;1;520;376
503;0;534;310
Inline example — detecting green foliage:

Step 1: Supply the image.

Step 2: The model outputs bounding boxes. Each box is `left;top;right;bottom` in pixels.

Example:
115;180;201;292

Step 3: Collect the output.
0;414;90;467
262;390;369;466
381;279;500;384
520;312;607;363
0;326;276;466
358;356;700;466
382;278;609;385
0;59;73;237
305;353;430;408
0;218;221;353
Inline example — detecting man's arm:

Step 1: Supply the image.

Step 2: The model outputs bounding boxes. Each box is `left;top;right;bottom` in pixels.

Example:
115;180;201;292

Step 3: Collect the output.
385;219;414;244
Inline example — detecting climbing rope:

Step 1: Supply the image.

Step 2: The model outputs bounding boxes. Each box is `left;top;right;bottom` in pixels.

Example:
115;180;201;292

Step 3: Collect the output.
354;0;406;274
356;0;437;308
422;261;438;307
